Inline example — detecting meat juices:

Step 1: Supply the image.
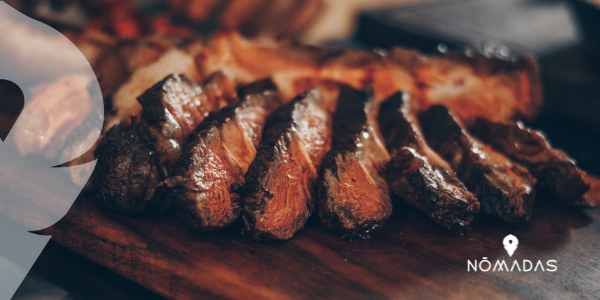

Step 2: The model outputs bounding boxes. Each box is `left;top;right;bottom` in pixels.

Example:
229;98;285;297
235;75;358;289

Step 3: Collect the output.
242;87;335;240
419;105;536;227
318;86;393;239
469;119;591;206
166;79;280;230
93;73;235;213
378;92;479;231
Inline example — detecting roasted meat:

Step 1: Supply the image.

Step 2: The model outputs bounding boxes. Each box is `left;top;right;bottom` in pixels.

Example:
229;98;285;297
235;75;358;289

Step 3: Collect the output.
469;119;590;206
318;86;392;239
390;48;541;125
164;79;280;230
241;85;336;240
419;105;536;227
92;73;234;212
196;32;541;123
378;92;479;231
106;42;205;131
92;120;167;212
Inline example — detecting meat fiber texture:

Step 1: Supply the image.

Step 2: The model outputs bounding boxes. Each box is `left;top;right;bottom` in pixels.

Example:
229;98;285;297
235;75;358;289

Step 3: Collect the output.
378;92;479;231
166;79;281;230
419;106;537;227
469;119;592;206
241;85;337;241
318;86;393;239
92;73;236;213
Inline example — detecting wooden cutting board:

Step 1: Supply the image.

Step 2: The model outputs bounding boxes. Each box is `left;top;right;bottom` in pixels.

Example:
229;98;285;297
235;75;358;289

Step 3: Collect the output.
44;193;600;300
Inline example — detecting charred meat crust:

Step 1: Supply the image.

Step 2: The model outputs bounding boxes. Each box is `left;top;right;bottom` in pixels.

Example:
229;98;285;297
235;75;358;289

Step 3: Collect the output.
469;118;590;205
242;88;331;241
318;86;392;239
167;79;280;231
92;73;231;213
92;121;167;213
378;93;479;231
419;105;536;227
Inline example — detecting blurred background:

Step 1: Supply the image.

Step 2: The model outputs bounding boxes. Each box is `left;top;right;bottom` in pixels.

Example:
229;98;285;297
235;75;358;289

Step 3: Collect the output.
4;0;600;299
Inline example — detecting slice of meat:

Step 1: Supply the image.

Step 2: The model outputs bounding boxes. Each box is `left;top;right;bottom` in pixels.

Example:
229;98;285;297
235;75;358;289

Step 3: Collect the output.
165;79;280;230
92;121;167;213
137;73;238;168
419;105;536;227
469;119;591;205
92;73;233;212
378;92;479;231
318;86;392;239
106;42;204;131
241;85;337;240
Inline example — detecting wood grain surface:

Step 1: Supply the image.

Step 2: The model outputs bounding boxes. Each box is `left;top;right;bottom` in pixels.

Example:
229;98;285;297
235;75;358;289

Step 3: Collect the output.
44;192;600;300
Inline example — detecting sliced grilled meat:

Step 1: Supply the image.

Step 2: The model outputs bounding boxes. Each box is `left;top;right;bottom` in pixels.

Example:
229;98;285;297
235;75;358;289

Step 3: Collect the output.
378;92;479;231
92;73;234;213
166;79;280;230
469;119;590;206
93;121;167;213
318;86;392;239
242;86;336;240
419;105;536;227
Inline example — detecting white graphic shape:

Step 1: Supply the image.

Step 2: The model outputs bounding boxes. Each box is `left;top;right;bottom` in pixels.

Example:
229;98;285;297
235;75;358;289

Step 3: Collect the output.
503;234;519;257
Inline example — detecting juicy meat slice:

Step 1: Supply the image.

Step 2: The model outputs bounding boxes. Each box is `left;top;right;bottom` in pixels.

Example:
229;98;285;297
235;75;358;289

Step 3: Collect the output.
92;121;167;213
419;105;537;227
166;79;280;230
318;86;392;239
92;73;233;212
137;73;237;168
469;119;590;206
378;92;479;231
242;86;336;240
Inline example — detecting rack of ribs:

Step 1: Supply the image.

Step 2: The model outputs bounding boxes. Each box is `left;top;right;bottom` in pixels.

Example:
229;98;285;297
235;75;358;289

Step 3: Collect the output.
419;105;536;227
317;86;393;239
378;92;479;231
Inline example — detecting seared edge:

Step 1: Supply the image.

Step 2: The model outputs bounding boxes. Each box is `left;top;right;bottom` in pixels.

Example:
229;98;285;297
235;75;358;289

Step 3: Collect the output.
419;105;536;227
318;86;393;239
166;79;280;230
241;88;332;240
378;92;479;231
469;118;590;205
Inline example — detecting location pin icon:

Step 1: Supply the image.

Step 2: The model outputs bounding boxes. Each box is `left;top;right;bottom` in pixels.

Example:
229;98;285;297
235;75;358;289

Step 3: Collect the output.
503;234;519;257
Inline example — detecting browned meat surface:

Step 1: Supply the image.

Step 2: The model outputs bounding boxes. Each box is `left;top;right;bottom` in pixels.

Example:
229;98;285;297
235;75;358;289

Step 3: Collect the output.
580;174;600;207
92;73;234;212
92;121;167;213
318;86;392;239
241;86;336;240
196;32;541;124
389;48;541;125
165;80;280;230
419;106;536;227
378;92;479;231
469;119;590;206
